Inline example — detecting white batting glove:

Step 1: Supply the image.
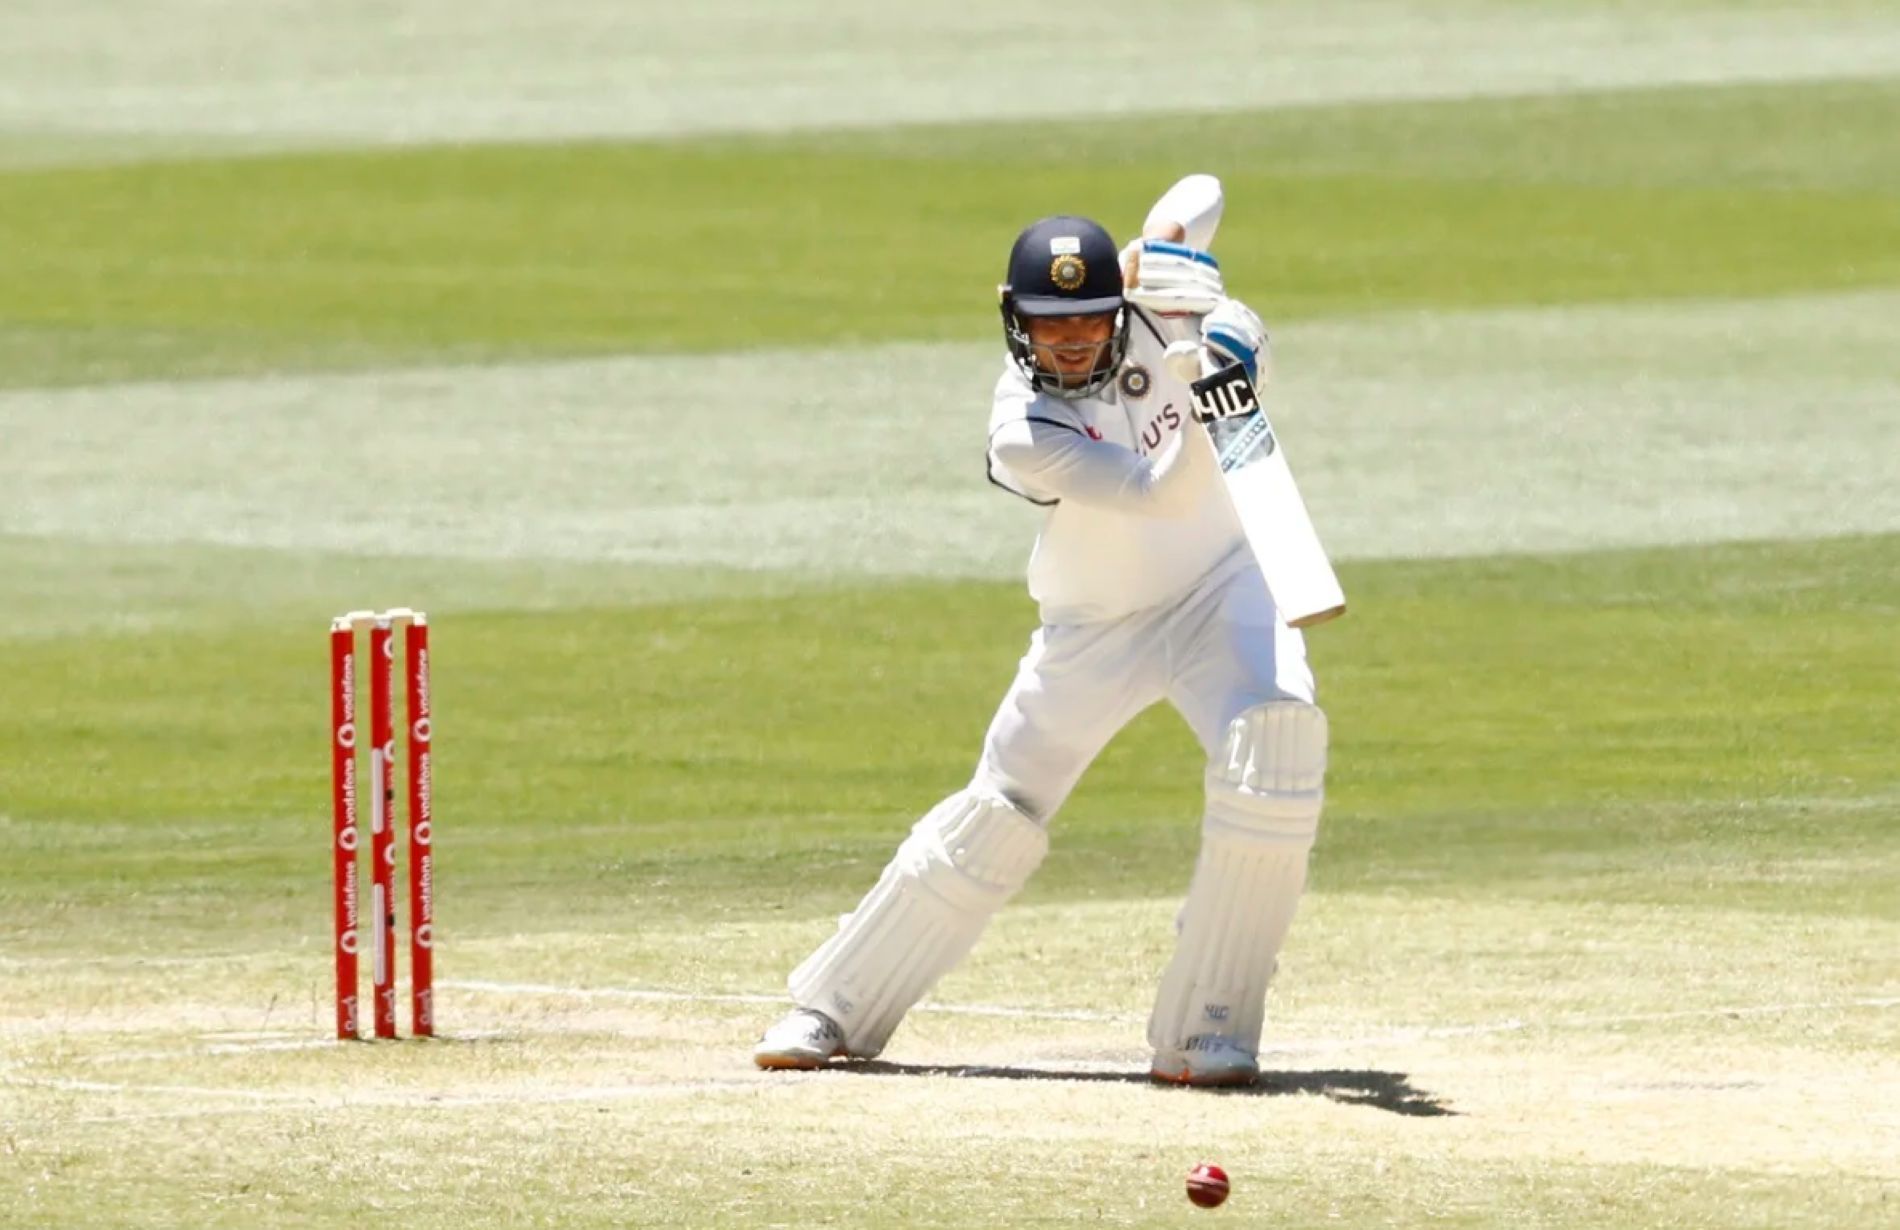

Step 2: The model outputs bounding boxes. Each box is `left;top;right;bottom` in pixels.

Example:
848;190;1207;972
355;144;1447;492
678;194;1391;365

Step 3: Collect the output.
1161;299;1273;423
1200;298;1270;385
1121;240;1225;317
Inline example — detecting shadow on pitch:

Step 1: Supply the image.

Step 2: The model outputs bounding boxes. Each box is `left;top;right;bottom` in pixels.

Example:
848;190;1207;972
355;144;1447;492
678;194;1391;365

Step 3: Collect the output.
846;1061;1456;1117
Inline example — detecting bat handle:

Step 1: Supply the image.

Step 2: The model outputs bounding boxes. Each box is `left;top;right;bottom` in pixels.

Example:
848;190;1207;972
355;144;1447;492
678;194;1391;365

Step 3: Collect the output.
1163;340;1205;384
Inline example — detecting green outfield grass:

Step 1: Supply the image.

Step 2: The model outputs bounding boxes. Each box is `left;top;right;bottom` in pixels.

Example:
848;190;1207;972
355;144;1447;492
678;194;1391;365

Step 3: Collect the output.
4;76;1899;387
2;535;1897;939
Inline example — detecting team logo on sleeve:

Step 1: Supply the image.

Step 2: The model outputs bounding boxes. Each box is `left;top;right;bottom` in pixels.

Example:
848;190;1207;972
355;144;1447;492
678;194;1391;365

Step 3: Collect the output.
1050;255;1087;291
1117;363;1152;400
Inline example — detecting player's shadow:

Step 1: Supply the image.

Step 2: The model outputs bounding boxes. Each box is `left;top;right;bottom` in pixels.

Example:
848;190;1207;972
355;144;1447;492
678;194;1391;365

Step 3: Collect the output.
847;1061;1455;1117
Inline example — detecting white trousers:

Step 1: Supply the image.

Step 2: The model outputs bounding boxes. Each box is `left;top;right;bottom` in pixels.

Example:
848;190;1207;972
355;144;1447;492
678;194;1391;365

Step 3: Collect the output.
974;555;1316;824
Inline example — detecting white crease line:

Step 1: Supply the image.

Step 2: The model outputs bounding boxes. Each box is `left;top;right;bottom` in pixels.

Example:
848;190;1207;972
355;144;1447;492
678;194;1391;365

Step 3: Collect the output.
446;979;1900;1038
448;979;1900;1052
1260;996;1900;1056
4;1075;317;1102
0;953;284;970
38;1028;520;1070
61;1105;310;1127
422;1077;770;1108
3;1073;775;1104
6;1073;790;1127
33;1039;344;1067
89;1037;404;1064
443;978;1138;1024
1532;996;1900;1028
10;996;1900;1125
9;986;1894;1091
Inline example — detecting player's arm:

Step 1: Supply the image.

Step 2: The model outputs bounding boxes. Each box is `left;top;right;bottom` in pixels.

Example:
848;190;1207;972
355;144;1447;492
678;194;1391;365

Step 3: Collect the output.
1144;173;1224;249
1121;174;1226;314
988;414;1214;519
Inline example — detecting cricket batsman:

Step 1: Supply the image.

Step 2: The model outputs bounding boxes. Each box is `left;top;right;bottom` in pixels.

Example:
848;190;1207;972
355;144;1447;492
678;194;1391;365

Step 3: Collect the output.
753;175;1327;1087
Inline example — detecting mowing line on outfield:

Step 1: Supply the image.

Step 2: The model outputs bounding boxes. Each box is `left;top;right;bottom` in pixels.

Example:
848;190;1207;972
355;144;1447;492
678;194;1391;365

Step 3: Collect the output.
6;290;1897;581
8;2;1900;153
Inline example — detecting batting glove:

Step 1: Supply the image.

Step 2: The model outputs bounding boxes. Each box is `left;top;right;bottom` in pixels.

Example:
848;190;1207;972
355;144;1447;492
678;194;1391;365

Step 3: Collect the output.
1200;298;1269;385
1122;240;1225;317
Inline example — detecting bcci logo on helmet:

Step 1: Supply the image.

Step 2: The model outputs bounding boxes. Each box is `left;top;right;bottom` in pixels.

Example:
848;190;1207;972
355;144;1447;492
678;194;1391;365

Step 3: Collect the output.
1049;255;1087;291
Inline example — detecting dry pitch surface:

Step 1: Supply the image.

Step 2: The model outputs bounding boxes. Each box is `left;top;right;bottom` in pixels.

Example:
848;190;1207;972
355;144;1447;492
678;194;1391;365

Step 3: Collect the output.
5;890;1895;1226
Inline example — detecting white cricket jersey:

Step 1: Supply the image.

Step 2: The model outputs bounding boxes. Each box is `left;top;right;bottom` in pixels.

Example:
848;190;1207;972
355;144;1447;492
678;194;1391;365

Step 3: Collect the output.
986;306;1247;625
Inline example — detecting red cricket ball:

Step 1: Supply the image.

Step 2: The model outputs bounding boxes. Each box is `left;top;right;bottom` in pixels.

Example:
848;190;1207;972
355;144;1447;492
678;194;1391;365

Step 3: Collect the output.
1186;1162;1230;1209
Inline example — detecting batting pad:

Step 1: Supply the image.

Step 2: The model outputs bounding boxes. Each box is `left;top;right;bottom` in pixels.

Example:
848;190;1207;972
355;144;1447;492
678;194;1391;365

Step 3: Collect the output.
1148;702;1327;1055
788;789;1048;1058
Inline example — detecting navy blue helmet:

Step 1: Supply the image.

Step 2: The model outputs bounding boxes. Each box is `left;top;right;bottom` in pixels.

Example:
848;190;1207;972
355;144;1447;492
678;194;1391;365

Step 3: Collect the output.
998;215;1129;399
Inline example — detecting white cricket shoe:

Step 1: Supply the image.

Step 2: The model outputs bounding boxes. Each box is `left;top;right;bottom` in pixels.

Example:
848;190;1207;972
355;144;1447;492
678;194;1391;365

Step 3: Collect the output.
752;1008;847;1070
1150;1035;1260;1088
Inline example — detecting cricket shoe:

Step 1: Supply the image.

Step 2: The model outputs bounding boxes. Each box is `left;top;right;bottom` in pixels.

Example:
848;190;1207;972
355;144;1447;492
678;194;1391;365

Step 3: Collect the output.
1150;1035;1260;1088
752;1008;848;1070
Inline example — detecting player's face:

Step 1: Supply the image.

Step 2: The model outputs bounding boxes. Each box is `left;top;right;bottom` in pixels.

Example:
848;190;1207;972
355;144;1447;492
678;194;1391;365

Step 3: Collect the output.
1025;314;1116;387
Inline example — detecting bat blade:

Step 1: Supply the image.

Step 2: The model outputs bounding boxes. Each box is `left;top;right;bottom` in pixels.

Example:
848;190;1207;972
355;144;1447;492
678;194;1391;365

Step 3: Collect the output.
1192;365;1346;629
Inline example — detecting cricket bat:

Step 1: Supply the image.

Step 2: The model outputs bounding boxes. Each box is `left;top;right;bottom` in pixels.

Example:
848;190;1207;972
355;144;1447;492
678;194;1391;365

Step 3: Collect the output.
1134;175;1345;628
1169;348;1346;628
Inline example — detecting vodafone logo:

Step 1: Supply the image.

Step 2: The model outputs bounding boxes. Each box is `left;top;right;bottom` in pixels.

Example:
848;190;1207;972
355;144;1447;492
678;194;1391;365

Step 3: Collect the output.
338;826;358;852
337;722;356;750
339;929;358;955
413;820;432;846
415;923;434;949
415;753;432;824
412;717;431;743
